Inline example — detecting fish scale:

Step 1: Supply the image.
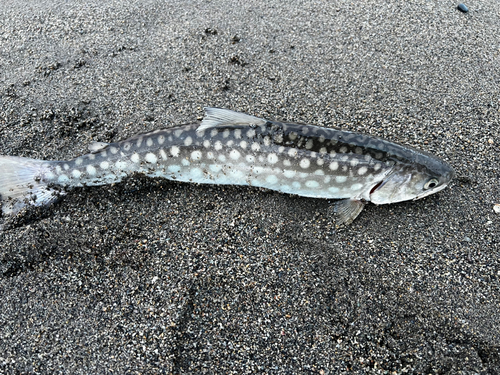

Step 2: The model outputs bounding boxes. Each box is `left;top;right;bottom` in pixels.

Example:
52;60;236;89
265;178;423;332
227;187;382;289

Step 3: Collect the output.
0;108;455;225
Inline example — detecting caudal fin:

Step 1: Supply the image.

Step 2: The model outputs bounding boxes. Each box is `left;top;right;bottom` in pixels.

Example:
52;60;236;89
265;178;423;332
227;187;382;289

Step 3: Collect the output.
0;156;63;216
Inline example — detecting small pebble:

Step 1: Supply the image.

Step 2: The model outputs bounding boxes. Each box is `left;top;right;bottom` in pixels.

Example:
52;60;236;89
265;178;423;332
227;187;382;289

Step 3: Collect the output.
457;3;469;13
493;204;500;214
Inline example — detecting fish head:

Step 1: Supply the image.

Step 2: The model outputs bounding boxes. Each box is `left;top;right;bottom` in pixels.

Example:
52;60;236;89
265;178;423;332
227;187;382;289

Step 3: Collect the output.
369;155;455;205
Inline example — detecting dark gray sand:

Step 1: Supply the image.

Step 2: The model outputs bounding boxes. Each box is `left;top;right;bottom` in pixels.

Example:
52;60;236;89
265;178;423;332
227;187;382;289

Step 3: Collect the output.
1;0;499;373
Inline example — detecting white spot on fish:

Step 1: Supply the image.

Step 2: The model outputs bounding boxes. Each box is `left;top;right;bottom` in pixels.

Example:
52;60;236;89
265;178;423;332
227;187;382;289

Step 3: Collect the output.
253;166;265;174
182;159;191;166
203;140;211;148
324;176;331;183
174;129;184;138
358;166;368;175
234;129;242;139
319;147;327;154
292;181;301;189
158;135;165;145
318;135;325;143
58;174;69;183
100;161;109;169
191;150;202;161
305;139;314;149
300;158;310;169
63;164;70;170
72;170;81;179
207;151;215;159
123;143;131;151
209;164;222;173
44;171;56;180
283;160;291;167
171;146;180;157
263;136;271;146
218;155;226;162
131;153;140;163
240;141;247;149
335;176;347;183
226;140;234;147
289;132;298;140
246;129;256;138
230;150;241;160
284;170;296;178
211;129;218;137
351;183;363;190
305;180;319;188
374;163;381;171
214;141;223;151
160;149;168;160
196;130;205;138
278;146;285;153
246;155;255;163
184;136;193;146
251;143;260;152
266;175;278;184
355;147;363;155
223;129;230;138
267;153;279;164
136;137;143;147
145;153;158;164
350;159;359;167
314;169;325;176
101;151;107;157
147;138;153;147
258;156;264;163
328;186;339;193
86;165;97;176
329;162;339;171
317;159;324;166
288;149;298;158
110;146;118;154
115;161;128;170
88;154;96;160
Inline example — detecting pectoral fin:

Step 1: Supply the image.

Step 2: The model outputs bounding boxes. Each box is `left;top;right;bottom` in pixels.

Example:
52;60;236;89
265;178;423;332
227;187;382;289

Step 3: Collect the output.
333;199;366;225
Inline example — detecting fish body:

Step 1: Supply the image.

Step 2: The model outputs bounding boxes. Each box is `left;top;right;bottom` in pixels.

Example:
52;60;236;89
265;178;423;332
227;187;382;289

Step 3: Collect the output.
0;108;455;224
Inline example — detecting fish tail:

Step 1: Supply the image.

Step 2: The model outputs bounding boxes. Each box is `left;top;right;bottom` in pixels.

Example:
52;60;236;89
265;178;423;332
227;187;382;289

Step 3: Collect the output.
0;156;63;216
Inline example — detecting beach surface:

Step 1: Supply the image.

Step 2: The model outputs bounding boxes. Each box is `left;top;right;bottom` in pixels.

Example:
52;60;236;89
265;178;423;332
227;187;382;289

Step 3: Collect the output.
1;0;499;373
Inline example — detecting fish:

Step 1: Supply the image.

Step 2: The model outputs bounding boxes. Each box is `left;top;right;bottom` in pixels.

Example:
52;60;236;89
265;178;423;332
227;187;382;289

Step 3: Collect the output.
0;108;455;225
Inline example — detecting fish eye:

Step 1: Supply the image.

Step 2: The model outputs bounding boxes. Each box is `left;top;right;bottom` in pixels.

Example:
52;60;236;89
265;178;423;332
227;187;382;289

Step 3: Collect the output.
424;178;439;190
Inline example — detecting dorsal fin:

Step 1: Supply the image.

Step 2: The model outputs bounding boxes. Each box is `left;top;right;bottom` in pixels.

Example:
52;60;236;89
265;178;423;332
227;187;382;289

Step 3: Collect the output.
197;108;267;132
88;141;110;153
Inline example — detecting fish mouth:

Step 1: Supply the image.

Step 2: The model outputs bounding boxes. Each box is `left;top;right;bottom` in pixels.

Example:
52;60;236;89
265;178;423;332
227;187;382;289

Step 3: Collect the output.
413;183;448;200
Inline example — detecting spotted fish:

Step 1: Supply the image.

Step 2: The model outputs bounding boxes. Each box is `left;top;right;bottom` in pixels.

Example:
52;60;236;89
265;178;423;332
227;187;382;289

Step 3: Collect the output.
0;108;455;224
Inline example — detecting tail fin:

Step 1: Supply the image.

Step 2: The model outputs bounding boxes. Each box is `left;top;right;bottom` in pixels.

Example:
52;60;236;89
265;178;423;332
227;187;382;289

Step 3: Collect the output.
0;156;63;216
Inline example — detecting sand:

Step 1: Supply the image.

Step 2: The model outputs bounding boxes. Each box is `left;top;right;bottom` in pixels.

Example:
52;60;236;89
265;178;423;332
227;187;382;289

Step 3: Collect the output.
1;0;499;373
